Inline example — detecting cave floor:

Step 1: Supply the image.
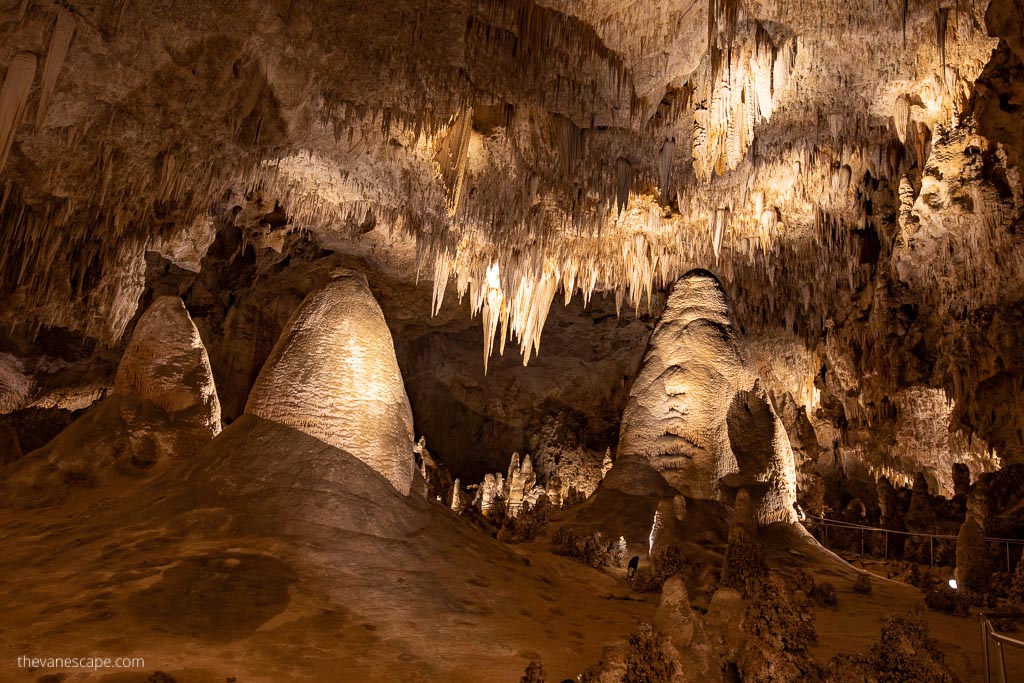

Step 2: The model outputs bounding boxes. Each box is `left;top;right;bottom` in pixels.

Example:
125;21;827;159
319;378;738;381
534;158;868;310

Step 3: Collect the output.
0;418;658;682
0;423;1013;682
763;525;1024;682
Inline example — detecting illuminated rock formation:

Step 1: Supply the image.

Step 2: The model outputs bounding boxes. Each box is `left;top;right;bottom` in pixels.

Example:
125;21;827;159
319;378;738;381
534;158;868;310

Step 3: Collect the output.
506;452;537;517
245;270;416;496
601;448;614;477
115;296;222;438
618;270;797;523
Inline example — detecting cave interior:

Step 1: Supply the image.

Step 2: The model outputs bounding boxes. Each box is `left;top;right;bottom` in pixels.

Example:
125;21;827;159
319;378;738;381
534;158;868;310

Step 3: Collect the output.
2;0;1024;681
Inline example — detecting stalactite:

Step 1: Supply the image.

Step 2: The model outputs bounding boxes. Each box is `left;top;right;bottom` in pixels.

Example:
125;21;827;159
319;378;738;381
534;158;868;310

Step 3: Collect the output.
692;107;711;182
893;94;911;145
902;0;909;46
35;10;75;132
434;107;474;216
615;158;632;215
0;53;37;173
658;138;674;205
935;7;950;75
708;0;741;84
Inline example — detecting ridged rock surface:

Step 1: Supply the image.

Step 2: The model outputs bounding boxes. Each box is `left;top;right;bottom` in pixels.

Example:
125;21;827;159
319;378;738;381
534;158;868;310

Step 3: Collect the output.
618;270;797;523
245;270;416;495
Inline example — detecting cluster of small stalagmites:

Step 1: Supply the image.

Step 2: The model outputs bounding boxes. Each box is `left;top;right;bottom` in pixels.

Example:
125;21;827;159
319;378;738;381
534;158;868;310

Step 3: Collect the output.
455;452;546;519
578;515;833;681
452;445;615;520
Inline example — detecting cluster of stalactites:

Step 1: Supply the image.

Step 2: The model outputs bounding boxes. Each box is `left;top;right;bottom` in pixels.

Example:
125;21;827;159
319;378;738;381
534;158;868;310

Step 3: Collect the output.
693;22;797;182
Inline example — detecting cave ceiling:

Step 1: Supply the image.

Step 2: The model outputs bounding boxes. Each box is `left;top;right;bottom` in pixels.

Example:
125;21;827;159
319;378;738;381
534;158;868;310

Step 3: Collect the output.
1;0;1023;462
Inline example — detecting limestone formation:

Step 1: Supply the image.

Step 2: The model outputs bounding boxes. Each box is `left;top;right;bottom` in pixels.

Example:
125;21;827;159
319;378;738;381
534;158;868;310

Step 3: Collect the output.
653;576;697;647
506;452;524;515
480;473;498;515
649;497;684;559
450;478;464;512
652;576;714;681
601;448;614;478
720;489;769;598
506;452;538;517
955;514;992;598
705;587;746;659
1;297;220;505
0;1;1022;680
116;297;222;440
952;463;971;498
618;270;798;523
245;270;416;495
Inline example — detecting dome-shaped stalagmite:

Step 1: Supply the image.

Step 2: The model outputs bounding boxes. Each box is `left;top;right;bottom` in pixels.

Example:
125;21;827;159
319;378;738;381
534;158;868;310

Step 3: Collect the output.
618;269;797;523
115;295;222;437
1;296;220;506
245;269;416;495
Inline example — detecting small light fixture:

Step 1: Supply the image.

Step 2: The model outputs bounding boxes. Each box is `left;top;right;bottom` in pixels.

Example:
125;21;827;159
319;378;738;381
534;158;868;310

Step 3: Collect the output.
948;579;958;590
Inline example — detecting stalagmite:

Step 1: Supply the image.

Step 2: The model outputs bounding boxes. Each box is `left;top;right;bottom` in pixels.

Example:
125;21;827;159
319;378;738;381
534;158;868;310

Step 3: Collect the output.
1;297;220;506
601;447;614;478
617;270;797;523
245;270;417;495
451;478;463;512
0;0;1020;676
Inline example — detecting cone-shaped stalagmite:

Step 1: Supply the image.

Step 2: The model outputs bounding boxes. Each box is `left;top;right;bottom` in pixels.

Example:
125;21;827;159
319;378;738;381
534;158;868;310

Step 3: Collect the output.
1;297;220;506
245;270;417;495
617;270;797;524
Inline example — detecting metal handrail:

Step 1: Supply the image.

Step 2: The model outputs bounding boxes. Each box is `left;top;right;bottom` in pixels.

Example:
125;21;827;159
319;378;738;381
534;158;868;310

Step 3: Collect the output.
801;514;1024;569
981;612;1024;683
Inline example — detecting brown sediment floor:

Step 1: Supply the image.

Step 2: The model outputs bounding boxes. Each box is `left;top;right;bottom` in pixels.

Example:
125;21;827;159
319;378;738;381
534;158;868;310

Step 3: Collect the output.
0;421;1011;682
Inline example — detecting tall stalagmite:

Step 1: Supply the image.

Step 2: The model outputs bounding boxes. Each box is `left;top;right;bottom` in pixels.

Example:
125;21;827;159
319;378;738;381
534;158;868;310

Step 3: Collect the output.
617;270;797;524
245;270;416;495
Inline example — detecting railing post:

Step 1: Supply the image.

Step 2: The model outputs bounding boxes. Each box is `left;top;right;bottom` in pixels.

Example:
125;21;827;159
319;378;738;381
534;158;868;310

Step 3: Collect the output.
861;529;865;557
982;617;991;683
884;529;888;559
930;536;934;567
997;640;1007;683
